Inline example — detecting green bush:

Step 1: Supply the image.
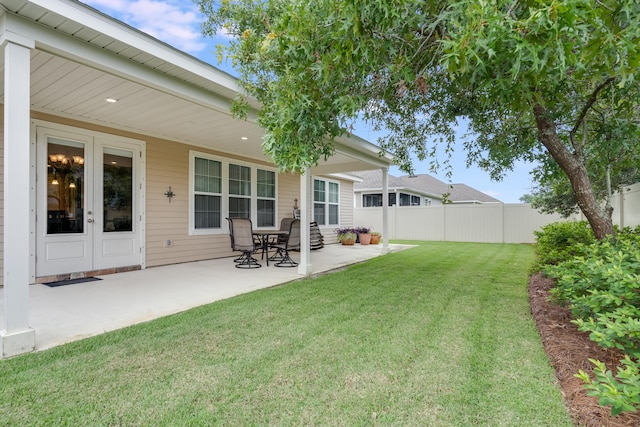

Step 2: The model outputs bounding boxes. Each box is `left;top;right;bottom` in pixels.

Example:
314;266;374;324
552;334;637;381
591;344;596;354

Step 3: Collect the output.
542;232;640;416
576;357;640;417
532;221;595;272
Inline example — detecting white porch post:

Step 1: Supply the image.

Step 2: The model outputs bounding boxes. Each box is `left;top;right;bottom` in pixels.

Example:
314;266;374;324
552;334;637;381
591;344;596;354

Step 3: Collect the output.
381;168;390;253
298;168;312;276
1;36;36;357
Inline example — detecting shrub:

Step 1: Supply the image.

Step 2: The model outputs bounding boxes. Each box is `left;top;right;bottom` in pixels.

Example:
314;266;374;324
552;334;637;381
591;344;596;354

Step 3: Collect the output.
543;231;640;415
532;220;595;272
576;357;640;417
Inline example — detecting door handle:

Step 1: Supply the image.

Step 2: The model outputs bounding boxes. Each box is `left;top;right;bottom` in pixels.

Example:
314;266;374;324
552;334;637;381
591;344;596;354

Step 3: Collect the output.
87;219;94;223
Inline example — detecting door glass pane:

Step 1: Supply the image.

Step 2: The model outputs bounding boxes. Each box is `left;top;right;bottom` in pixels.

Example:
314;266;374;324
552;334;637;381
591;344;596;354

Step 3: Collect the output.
47;139;85;234
103;148;133;233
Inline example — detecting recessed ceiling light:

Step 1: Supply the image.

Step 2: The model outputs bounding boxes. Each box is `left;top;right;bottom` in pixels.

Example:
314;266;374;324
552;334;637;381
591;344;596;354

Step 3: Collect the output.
241;136;248;140
105;97;118;103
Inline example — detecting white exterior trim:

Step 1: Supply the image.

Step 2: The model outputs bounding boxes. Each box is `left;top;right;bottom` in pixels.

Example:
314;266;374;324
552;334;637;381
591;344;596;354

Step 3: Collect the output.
1;39;36;357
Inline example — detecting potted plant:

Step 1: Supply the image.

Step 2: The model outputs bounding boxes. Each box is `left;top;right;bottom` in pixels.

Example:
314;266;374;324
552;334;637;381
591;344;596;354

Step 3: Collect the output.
336;227;357;245
356;226;372;245
370;231;381;245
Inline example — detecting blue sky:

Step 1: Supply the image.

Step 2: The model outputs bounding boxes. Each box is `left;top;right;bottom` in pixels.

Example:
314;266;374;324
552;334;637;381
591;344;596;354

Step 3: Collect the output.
81;0;536;203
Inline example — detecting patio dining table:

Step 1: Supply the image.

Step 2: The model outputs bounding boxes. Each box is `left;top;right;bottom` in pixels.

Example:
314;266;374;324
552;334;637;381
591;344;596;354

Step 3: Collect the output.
253;230;288;266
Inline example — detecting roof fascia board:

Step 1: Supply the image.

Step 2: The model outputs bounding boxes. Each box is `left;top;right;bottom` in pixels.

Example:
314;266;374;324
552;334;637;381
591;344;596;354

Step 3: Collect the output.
326;173;364;182
355;186;441;199
335;133;395;165
332;139;393;170
29;0;239;92
4;11;236;115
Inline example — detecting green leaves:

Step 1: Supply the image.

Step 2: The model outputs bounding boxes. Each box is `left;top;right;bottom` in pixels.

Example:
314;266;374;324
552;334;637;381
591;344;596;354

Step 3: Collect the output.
577;357;640;416
197;0;640;243
539;226;640;415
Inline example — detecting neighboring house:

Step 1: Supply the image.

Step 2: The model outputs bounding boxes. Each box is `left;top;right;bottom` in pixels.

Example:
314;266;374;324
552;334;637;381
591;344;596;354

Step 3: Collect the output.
0;0;393;357
353;170;501;207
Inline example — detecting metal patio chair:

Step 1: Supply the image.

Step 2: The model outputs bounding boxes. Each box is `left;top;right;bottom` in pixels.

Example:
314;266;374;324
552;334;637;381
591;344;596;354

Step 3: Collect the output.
270;219;300;267
226;217;261;269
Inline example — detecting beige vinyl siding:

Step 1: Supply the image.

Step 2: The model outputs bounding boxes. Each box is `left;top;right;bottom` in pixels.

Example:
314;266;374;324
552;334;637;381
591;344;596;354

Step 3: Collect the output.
145;138;234;267
276;173;299;222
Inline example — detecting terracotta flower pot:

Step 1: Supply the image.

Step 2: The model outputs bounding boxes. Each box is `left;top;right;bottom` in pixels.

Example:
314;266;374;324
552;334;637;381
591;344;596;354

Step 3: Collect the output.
359;233;372;245
370;234;381;244
341;238;356;245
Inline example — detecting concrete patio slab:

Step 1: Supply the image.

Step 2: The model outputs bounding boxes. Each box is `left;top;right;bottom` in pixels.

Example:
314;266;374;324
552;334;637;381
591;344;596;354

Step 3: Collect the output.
1;243;413;352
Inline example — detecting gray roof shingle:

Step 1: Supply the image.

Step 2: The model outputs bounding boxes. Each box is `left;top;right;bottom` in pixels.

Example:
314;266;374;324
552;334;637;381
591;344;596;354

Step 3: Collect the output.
353;170;502;203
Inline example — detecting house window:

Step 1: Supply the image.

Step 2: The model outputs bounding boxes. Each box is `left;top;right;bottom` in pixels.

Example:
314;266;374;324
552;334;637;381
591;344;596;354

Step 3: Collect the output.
411;195;420;206
314;178;339;226
257;169;275;227
363;194;383;207
399;192;411;206
190;151;277;234
193;157;222;229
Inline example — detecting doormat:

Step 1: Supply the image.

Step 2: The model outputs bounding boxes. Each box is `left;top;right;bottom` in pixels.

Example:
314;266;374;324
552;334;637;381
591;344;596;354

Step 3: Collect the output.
43;277;102;288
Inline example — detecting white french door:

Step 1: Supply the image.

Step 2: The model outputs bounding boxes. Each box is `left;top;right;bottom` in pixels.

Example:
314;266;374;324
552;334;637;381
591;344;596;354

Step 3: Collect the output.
36;125;144;276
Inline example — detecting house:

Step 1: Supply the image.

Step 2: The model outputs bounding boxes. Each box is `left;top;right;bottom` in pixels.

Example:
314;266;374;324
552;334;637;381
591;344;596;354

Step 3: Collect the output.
0;0;393;357
353;169;501;207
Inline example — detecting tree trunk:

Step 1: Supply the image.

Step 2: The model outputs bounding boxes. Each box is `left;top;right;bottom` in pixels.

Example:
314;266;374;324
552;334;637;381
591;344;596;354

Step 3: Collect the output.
533;103;615;240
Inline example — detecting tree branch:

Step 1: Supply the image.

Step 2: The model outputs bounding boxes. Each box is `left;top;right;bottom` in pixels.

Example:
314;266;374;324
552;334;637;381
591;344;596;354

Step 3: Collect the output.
570;77;616;137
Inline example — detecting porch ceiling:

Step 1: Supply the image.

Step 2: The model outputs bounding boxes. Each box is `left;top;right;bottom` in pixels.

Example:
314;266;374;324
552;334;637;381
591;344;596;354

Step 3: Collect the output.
0;0;393;173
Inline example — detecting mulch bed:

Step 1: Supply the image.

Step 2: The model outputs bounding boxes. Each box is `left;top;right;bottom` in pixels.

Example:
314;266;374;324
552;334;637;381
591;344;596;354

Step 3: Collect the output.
529;273;640;427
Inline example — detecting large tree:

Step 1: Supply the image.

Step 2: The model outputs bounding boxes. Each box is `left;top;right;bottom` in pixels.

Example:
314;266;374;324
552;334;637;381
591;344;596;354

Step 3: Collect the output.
198;0;640;240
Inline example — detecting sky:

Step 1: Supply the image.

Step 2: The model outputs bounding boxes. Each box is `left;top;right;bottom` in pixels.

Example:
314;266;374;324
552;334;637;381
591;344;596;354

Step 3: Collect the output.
80;0;536;203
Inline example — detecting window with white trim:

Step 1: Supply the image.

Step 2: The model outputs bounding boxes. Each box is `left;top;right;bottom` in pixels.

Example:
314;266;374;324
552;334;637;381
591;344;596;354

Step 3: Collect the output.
189;151;277;234
193;157;222;229
313;178;339;226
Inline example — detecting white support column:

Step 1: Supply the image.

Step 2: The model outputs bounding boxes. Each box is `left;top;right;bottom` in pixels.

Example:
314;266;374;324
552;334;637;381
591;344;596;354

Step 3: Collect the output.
382;168;390;253
1;38;36;358
297;168;312;276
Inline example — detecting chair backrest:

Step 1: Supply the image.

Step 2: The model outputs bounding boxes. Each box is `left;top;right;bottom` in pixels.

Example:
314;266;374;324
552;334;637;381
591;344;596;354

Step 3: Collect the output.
279;217;295;232
287;219;301;250
227;217;255;251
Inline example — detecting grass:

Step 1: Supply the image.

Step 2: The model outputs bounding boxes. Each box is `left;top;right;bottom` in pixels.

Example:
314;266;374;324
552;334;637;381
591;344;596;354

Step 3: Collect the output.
0;242;572;426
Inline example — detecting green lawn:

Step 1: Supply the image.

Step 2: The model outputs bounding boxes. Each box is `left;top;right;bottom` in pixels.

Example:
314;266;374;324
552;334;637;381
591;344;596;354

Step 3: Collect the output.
0;242;572;426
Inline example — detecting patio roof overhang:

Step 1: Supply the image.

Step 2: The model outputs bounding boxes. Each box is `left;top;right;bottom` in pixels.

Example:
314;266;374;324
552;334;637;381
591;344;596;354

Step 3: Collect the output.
0;0;394;173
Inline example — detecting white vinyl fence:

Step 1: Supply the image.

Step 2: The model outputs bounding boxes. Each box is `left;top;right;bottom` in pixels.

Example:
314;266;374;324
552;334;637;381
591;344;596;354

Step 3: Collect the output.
610;183;640;230
354;184;640;244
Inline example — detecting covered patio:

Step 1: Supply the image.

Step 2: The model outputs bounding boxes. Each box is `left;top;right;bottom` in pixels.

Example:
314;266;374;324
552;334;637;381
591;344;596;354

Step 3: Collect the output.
0;0;394;357
1;243;412;352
